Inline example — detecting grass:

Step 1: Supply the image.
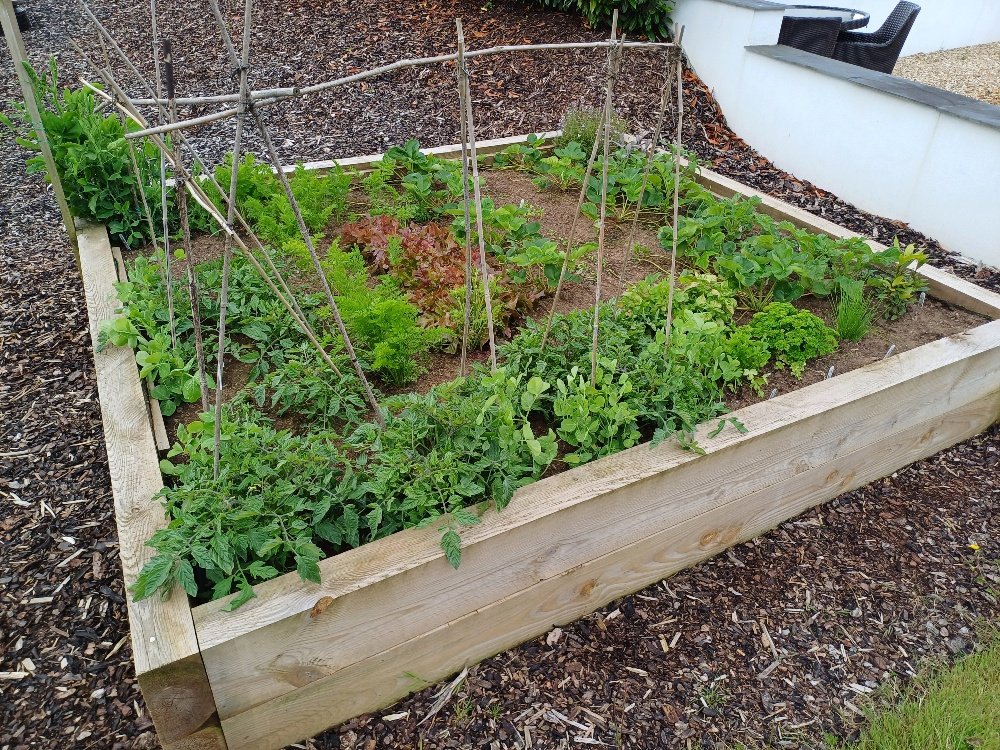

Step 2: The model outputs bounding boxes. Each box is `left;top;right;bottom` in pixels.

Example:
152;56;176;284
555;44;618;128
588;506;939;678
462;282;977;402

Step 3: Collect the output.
842;638;1000;750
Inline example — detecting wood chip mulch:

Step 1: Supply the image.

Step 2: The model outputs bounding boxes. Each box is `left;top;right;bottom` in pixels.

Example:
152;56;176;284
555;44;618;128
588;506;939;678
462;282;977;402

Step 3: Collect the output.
894;42;1000;107
1;2;998;749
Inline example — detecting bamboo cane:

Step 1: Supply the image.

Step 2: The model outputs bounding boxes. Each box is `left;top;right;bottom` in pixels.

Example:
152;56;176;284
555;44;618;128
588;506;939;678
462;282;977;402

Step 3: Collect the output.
590;13;621;385
664;26;685;353
457;19;497;372
455;22;474;377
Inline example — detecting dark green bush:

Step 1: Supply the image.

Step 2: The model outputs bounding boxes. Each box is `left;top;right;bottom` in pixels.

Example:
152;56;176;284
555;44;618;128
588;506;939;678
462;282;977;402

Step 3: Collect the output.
532;0;674;39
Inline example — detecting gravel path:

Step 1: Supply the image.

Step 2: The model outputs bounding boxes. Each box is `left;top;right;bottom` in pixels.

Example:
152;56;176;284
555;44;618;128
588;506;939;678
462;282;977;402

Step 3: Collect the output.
1;3;998;749
894;42;1000;107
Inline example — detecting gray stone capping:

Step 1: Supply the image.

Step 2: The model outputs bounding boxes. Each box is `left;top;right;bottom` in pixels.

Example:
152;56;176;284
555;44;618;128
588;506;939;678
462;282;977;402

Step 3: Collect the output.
748;43;1000;131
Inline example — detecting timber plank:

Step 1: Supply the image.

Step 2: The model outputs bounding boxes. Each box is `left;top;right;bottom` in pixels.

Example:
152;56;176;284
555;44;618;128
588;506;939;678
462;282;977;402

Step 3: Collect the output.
196;322;1000;720
219;386;999;749
78;223;223;748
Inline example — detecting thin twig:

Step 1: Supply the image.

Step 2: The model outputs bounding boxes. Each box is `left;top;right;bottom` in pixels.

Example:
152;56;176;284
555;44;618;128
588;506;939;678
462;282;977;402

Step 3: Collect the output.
456;22;474;377
591;13;621;384
458;19;497;372
664;26;685;353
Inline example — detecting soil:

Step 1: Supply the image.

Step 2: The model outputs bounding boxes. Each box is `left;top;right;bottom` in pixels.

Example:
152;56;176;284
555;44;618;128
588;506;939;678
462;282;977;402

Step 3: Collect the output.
151;167;988;442
2;2;998;749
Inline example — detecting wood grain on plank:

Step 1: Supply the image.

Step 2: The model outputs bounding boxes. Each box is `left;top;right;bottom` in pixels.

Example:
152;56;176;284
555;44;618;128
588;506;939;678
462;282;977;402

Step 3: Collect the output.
219;387;999;750
196;321;1000;719
78;223;223;748
691;164;1000;319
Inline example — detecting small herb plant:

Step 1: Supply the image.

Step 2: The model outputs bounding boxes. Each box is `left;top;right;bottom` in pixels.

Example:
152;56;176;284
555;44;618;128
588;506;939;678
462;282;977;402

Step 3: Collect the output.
746;302;838;377
835;281;875;342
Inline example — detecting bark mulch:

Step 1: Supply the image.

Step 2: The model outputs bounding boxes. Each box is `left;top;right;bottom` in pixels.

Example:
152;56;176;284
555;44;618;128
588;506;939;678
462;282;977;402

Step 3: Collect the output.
1;2;997;749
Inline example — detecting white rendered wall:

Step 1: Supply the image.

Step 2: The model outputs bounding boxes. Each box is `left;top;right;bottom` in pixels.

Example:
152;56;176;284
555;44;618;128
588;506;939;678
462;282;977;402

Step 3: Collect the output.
785;0;1000;55
672;0;1000;267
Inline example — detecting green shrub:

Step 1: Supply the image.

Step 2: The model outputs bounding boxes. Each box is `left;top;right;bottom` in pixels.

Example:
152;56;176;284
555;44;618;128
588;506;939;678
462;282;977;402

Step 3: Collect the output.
532;0;674;39
746;302;838;377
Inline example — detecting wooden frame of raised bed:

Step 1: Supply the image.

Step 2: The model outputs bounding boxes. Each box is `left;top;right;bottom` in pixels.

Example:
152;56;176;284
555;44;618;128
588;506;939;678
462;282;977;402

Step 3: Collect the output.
79;133;1000;750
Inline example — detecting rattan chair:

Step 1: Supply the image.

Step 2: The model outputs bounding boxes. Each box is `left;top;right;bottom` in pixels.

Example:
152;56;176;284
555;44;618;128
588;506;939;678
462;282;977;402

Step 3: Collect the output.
778;14;844;57
1;1;31;34
833;1;920;74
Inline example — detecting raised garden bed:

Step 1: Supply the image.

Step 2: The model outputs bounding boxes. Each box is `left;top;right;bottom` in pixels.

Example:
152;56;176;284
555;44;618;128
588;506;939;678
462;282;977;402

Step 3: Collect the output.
79;136;1000;750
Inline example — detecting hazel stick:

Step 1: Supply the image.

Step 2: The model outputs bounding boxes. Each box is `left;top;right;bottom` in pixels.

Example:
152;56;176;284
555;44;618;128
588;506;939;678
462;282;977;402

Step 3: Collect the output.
79;0;344;383
210;0;254;479
457;19;497;372
148;0;177;347
539;121;602;352
456;23;474;377
163;38;211;413
80;68;343;383
665;27;685;352
122;39;679;138
618;37;677;296
590;13;621;385
204;3;379;433
88;33;163;280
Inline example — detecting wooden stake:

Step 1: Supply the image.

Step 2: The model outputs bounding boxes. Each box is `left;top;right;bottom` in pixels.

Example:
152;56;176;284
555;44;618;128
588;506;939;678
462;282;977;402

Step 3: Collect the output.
591;13;621;384
0;0;79;257
457;20;497;372
210;0;254;479
456;21;474;377
664;27;685;352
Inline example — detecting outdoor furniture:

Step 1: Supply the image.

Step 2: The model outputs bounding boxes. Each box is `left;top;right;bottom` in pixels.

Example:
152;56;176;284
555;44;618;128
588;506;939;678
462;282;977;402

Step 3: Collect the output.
0;1;31;35
778;6;871;57
833;1;921;74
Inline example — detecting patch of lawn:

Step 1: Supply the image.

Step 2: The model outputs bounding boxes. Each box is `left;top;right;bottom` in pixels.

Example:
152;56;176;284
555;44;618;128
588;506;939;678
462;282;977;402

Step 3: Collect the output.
847;639;1000;750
